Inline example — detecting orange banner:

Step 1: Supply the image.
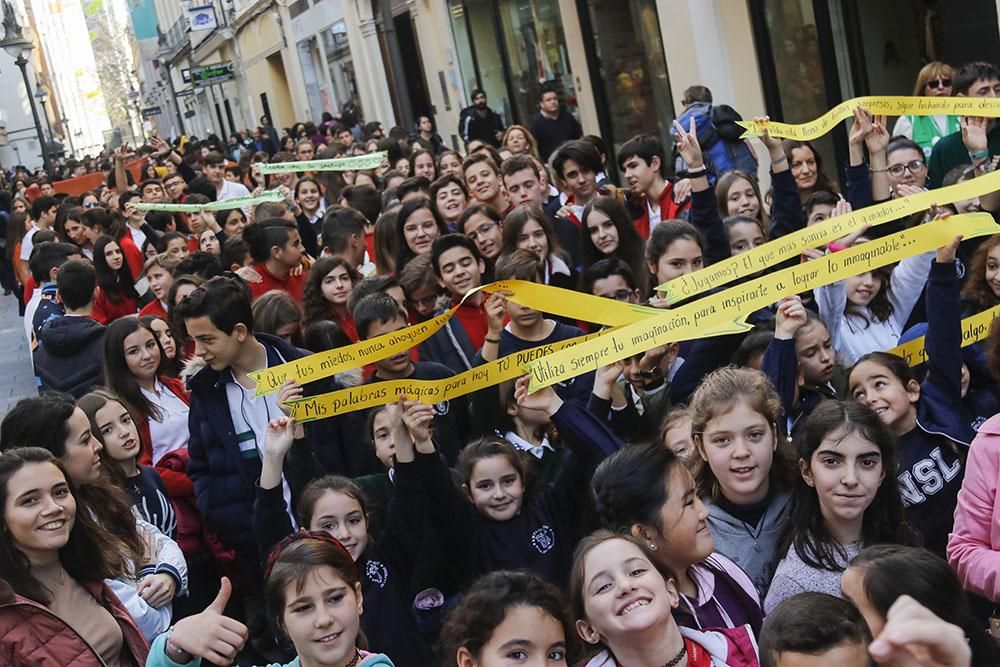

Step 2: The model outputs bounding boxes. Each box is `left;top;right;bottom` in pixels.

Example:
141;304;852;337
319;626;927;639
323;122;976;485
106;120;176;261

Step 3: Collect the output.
52;158;146;196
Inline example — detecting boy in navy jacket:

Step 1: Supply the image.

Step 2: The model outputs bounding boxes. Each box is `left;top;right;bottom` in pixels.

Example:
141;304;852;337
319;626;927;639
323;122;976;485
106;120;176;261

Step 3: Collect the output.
174;276;350;567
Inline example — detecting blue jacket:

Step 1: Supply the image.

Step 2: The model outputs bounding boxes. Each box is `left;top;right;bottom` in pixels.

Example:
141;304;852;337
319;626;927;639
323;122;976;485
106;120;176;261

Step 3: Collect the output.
916;260;978;446
896;260;974;555
420;316;476;374
186;334;349;563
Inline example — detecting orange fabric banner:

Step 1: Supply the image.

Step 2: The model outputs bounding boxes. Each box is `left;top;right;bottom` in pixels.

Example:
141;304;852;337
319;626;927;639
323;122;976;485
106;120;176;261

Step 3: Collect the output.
52;158;146;196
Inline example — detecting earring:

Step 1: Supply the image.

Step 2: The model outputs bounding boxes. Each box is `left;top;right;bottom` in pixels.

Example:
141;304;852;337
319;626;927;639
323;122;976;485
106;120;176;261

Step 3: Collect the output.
648;542;657;551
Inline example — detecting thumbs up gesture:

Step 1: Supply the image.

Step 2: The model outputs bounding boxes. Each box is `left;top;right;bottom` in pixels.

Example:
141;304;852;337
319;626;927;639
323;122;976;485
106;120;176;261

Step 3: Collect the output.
164;577;249;665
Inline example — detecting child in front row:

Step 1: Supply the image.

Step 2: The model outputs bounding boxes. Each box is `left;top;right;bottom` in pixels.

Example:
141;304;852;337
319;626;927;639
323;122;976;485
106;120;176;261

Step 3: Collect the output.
413;376;623;588
763;400;916;612
252;406;436;666
848;235;974;556
689;366;798;599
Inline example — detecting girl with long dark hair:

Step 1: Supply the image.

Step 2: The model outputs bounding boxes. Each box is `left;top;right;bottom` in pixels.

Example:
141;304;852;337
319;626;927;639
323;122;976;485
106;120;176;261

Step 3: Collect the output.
92;235;139;324
764;400;916;612
580;196;647;295
0;394;188;640
0;447;151;665
303;255;361;342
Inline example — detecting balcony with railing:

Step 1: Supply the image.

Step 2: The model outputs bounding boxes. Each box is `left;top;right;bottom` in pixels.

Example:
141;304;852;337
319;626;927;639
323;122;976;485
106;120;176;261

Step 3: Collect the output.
159;14;190;62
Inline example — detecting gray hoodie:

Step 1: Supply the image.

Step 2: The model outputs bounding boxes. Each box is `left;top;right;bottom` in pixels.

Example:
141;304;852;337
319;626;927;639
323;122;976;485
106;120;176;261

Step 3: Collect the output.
703;488;792;599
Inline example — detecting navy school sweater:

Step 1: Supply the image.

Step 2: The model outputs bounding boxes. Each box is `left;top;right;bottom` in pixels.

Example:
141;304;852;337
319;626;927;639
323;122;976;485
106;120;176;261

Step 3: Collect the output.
252;457;435;667
414;398;623;588
896;260;975;556
496;321;595;404
367;360;471;465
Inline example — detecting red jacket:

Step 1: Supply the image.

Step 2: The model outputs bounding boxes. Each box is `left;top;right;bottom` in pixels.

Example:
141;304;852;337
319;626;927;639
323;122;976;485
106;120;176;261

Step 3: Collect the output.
117;232;144;280
0;577;149;666
139;299;168;319
248;262;307;304
630;182;691;239
137;375;193;498
92;289;138;325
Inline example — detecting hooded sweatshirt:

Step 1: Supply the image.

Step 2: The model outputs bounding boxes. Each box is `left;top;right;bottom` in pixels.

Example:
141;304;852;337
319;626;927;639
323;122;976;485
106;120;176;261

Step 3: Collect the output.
33;315;107;398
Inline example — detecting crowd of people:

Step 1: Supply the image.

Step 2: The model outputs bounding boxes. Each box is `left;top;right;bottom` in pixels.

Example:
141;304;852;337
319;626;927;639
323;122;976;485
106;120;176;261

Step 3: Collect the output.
1;58;1000;667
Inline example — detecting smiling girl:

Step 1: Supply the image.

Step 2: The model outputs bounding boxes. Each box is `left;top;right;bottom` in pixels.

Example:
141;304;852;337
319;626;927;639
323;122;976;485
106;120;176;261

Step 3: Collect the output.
0;447;151;665
689;367;797;598
93;235;139;324
592;442;764;634
763;400;914;612
570;532;759;667
814;234;934;365
304;256;361;342
414;377;622;588
849;237;973;556
77;389;176;539
500;204;575;291
431;174;470;228
393;198;449;273
153;533;393;667
1;394;188;640
252;405;436;666
961;234;1000;316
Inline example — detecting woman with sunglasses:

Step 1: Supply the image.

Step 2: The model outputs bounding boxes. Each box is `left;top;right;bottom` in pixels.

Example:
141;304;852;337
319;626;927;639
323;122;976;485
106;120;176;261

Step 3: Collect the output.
892;62;957;159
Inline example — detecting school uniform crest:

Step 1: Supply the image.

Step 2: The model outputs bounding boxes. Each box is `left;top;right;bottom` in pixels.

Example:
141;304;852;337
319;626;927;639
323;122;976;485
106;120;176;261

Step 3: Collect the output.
531;525;555;554
366;560;389;588
434;400;450;416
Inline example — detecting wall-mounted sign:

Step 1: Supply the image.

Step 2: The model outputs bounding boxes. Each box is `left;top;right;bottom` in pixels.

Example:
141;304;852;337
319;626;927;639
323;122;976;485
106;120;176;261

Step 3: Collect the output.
188;5;218;32
191;62;234;87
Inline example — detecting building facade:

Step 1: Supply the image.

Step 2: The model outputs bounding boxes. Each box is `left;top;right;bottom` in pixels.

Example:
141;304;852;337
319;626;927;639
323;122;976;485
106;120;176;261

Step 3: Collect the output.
131;0;1000;181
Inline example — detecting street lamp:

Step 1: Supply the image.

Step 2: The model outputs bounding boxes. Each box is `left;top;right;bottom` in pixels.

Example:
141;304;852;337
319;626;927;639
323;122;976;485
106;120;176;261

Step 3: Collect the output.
61;116;73;156
34;85;54;162
0;6;50;174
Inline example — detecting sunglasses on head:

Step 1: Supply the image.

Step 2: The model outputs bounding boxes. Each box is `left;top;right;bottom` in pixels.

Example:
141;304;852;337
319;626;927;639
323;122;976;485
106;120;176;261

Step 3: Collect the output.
928;78;952;89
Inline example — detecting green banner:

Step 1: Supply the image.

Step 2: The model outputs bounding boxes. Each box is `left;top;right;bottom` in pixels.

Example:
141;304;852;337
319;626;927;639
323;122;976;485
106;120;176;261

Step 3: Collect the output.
134;189;286;213
257;152;387;175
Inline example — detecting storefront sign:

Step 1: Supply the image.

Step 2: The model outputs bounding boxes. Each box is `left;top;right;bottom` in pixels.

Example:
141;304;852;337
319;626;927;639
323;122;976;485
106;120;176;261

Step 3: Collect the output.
191;62;234;87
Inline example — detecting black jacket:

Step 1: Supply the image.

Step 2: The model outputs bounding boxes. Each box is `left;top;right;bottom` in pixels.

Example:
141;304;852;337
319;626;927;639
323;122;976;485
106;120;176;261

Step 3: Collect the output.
459;105;504;147
33;315;106;398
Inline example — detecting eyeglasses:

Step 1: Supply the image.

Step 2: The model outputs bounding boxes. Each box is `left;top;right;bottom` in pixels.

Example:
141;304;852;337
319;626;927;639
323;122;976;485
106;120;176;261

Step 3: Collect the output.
608;289;635;302
83;201;98;209
467;222;497;241
927;78;952;90
887;160;926;177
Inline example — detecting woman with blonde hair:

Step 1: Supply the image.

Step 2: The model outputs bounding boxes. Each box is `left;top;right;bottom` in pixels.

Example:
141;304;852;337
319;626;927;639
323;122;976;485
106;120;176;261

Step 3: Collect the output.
502;124;540;158
892;61;958;158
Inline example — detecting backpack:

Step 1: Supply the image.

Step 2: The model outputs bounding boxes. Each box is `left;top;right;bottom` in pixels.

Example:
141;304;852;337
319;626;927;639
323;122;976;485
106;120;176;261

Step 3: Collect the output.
674;102;759;187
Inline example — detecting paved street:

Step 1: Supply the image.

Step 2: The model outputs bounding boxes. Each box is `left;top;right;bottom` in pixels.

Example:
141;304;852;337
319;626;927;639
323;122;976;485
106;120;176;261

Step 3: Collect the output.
0;294;37;416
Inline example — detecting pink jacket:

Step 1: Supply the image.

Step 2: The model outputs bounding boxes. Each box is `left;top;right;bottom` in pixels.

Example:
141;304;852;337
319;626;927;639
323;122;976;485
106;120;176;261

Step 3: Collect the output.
0;576;149;666
948;413;1000;601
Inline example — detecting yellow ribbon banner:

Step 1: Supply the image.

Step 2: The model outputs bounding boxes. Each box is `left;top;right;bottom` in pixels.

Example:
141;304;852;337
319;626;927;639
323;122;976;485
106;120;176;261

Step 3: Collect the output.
257;152;387;175
288;330;607;422
134;189;286;213
888;305;1000;367
737;96;1000;141
251;280;695;397
527;213;998;393
654;168;1000;303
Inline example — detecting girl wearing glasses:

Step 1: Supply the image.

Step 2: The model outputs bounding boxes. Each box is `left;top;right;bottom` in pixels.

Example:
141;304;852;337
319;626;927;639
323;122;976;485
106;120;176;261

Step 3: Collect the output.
883;137;929;199
892;62;957;159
